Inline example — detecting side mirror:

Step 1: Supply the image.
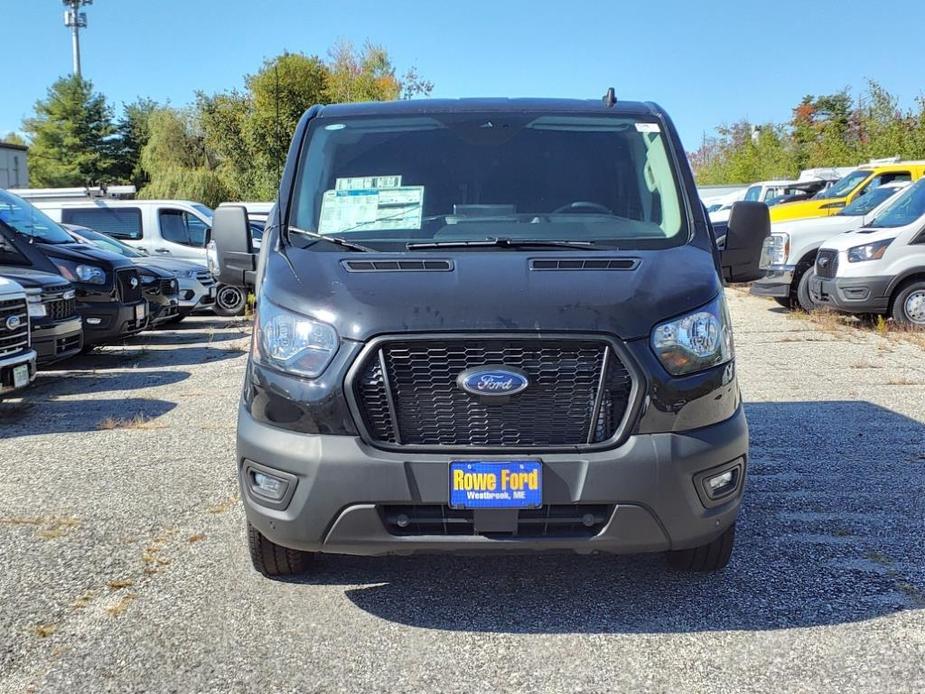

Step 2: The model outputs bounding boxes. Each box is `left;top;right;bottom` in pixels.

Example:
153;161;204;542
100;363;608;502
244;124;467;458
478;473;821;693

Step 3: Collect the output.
210;205;256;287
717;201;770;283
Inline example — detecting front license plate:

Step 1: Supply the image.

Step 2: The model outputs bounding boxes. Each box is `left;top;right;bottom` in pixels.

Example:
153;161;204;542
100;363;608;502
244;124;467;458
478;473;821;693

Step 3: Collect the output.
135;303;146;321
449;460;542;509
12;364;29;389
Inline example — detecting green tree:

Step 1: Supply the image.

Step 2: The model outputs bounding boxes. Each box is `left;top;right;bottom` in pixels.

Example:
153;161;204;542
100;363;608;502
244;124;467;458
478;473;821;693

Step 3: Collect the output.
112;97;159;187
23;75;117;187
138;107;229;207
1;132;26;147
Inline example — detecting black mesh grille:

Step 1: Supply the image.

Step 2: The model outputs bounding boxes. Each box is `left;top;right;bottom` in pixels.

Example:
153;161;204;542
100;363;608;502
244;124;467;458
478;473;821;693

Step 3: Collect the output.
381;504;613;537
815;249;838;279
159;279;178;296
353;338;633;448
44;295;77;321
116;269;143;303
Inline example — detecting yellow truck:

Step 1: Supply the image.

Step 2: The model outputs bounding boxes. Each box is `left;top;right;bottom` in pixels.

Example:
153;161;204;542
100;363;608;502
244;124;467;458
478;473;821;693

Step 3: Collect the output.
770;162;925;222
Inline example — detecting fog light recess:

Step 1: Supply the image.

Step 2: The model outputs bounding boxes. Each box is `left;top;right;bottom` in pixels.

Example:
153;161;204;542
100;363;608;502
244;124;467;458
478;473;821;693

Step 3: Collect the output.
693;458;745;508
243;461;297;509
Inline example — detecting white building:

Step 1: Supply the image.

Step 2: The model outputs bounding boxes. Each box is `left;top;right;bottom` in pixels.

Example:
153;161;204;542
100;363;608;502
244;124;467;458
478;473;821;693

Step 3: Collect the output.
0;142;28;189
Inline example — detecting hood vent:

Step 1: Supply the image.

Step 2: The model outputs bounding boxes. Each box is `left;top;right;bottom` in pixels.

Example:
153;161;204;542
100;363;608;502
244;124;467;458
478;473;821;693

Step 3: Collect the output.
530;258;640;271
343;259;454;272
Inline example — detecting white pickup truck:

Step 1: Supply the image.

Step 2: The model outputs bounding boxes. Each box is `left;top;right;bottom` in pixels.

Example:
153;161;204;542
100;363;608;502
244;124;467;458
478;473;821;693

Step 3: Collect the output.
0;276;37;397
750;182;909;310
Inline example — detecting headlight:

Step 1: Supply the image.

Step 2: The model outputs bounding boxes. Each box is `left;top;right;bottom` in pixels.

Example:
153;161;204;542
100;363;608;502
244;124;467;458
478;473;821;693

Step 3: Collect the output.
181;269;198;278
25;290;48;318
651;294;734;376
254;296;339;378
206;240;219;276
760;233;789;268
847;239;892;263
140;273;157;285
51;259;107;285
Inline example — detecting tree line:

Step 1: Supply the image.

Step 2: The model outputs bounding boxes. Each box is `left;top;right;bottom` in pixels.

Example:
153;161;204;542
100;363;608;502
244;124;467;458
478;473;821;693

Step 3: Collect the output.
7;41;432;206
691;81;925;184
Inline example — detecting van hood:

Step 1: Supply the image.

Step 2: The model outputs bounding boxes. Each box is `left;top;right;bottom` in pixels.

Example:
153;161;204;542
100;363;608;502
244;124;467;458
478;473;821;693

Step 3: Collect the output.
772;213;861;238
132;257;206;273
820;226;899;252
37;241;137;270
0;266;71;290
769;198;839;223
264;243;722;341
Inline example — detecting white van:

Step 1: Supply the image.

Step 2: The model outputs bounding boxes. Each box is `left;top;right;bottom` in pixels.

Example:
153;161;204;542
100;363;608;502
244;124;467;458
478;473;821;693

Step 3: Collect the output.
811;178;925;326
28;198;247;316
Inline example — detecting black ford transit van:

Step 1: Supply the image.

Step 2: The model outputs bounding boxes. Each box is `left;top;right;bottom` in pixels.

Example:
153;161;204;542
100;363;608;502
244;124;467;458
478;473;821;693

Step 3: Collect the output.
211;96;768;577
0;190;147;347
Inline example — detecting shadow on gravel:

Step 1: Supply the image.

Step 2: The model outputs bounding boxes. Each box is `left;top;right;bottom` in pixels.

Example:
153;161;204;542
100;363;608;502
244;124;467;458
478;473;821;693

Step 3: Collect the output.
0;397;177;435
27;370;190;396
68;345;244;369
286;400;925;634
127;330;248;346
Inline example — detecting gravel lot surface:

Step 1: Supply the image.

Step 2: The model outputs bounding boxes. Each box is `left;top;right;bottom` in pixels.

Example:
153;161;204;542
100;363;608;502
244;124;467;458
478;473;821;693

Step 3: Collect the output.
1;293;924;693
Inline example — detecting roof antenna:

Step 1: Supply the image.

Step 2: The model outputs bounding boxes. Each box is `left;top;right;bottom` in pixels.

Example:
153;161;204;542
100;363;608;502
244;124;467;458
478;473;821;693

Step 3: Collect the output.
602;87;617;108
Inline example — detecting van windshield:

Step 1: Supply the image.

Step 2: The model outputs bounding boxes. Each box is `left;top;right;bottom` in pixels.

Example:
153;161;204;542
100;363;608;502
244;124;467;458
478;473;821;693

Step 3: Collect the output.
290;113;688;250
869;179;925;228
0;189;74;244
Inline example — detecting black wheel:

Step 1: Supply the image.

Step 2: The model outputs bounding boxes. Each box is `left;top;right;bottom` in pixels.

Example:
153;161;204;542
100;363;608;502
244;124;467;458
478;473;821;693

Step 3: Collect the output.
891;280;925;328
773;297;793;309
794;267;818;312
214;284;247;317
667;523;736;571
247;522;314;577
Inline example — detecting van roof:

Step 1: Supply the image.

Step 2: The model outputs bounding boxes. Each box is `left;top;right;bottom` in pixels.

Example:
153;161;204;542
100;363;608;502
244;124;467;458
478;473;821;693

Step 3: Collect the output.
316;98;660;119
34;199;209;209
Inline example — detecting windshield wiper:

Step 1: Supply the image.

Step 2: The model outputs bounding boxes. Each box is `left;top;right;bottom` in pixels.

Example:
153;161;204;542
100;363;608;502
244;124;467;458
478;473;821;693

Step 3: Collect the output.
406;237;595;250
287;226;375;253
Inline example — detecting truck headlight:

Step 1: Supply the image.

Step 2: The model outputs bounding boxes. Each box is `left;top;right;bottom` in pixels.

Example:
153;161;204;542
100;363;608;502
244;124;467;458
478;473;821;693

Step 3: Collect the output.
254;296;339;378
760;232;789;268
847;238;892;263
51;259;107;286
651;294;734;376
25;290;48;318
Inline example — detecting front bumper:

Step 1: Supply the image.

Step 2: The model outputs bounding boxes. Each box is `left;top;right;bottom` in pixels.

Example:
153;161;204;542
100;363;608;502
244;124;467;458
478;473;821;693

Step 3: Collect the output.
79;300;148;345
809;274;892;314
238;404;748;556
32;317;83;364
0;349;37;396
178;280;216;312
750;265;795;298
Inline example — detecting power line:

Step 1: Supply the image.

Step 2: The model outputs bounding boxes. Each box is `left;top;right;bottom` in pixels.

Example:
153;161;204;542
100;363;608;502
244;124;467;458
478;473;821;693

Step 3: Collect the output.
63;0;92;78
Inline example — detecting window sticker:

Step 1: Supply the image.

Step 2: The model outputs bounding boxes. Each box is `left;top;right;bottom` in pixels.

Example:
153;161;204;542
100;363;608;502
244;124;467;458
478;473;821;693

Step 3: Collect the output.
335;175;402;191
635;122;661;133
318;186;424;234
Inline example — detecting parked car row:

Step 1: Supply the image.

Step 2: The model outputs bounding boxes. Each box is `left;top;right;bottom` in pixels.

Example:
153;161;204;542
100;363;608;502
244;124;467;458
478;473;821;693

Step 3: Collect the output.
748;161;925;327
0;188;219;398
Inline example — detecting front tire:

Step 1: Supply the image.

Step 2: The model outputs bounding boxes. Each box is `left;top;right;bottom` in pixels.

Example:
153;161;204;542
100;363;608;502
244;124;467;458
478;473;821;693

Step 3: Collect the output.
891;281;925;328
247;522;314;578
214;284;247;317
794;267;818;313
667;523;736;571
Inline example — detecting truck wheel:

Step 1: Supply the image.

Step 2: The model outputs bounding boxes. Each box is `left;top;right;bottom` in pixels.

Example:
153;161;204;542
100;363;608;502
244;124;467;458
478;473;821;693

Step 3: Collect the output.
891;281;925;327
773;297;794;309
247;522;314;577
667;523;735;571
794;268;818;313
214;284;247;317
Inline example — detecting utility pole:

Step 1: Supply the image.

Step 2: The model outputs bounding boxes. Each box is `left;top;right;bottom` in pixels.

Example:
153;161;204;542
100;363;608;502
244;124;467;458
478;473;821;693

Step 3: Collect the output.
63;0;92;78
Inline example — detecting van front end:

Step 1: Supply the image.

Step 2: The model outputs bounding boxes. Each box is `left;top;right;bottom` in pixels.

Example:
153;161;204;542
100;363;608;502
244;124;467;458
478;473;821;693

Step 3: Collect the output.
238;326;747;561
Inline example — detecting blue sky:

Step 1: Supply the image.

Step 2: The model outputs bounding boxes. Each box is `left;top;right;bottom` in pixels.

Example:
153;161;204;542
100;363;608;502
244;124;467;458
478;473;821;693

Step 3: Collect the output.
5;0;925;150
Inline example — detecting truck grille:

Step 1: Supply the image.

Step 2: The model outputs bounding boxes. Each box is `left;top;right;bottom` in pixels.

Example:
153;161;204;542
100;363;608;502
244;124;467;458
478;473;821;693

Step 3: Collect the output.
351;337;634;449
815;249;838;279
0;297;30;358
381;504;613;538
42;285;78;321
116;269;143;303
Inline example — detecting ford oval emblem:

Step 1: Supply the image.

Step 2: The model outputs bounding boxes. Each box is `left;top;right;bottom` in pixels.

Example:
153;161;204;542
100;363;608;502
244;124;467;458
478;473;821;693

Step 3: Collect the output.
5;315;21;331
457;366;529;397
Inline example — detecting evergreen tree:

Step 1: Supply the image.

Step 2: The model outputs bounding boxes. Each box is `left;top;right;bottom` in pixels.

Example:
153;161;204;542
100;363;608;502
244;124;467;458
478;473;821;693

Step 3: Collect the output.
23;76;117;187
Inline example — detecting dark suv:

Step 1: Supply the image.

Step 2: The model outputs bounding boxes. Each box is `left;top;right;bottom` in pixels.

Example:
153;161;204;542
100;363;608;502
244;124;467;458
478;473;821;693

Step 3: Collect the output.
0;190;147;347
212;96;768;577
